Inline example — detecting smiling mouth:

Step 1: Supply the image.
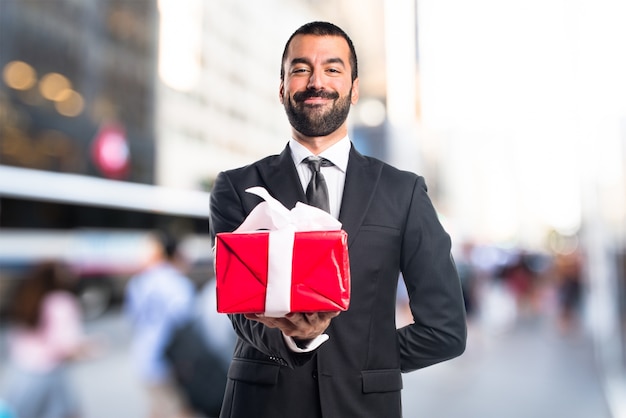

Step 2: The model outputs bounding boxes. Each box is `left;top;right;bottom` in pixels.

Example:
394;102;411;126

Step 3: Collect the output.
294;90;339;104
302;97;329;105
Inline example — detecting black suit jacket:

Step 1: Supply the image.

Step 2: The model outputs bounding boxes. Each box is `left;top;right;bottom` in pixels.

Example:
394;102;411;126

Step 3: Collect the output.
209;144;467;418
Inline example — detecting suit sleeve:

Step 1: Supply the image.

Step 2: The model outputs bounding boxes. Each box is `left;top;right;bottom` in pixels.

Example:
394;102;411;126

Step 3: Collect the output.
209;171;316;368
397;175;467;372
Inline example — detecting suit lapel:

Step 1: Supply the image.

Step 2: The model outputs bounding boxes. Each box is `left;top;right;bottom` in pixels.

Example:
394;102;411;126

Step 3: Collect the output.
339;145;383;248
255;143;382;249
257;144;306;209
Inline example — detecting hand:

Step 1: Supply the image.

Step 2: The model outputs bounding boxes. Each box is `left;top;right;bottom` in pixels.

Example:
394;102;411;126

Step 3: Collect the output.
244;311;340;340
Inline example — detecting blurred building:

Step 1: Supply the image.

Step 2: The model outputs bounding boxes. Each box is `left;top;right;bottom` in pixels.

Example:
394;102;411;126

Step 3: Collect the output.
0;0;394;221
0;0;163;230
0;0;196;317
154;0;393;191
0;0;157;182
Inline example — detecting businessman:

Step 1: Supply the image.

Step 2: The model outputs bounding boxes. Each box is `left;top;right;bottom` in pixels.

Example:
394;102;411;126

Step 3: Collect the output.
209;21;467;418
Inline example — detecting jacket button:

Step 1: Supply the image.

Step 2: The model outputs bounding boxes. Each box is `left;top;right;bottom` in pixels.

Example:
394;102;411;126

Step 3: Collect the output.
312;370;318;379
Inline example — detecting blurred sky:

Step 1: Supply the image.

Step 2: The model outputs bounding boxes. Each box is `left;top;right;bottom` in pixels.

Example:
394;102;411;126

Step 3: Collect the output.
414;0;626;248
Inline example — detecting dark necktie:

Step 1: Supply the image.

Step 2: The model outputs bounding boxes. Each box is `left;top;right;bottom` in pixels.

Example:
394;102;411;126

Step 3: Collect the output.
304;156;333;213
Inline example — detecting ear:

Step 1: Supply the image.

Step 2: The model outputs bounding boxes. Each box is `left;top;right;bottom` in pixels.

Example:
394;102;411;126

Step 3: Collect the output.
351;78;360;105
279;81;285;104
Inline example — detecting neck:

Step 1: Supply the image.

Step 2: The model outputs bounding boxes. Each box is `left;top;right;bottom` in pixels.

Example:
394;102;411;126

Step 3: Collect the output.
292;125;347;155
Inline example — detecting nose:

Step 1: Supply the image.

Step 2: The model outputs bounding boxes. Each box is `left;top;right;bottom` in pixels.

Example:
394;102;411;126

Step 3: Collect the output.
307;69;323;90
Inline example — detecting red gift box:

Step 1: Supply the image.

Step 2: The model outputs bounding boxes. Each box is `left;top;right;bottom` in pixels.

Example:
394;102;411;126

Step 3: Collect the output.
215;230;350;315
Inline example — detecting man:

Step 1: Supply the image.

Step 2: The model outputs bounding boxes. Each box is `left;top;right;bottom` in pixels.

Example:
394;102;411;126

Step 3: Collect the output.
125;232;196;418
209;21;467;418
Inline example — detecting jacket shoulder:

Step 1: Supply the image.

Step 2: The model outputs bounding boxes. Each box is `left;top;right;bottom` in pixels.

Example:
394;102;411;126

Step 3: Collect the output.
357;152;423;186
221;154;280;177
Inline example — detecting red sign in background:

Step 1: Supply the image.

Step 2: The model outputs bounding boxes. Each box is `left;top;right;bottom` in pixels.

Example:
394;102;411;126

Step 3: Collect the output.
91;124;130;179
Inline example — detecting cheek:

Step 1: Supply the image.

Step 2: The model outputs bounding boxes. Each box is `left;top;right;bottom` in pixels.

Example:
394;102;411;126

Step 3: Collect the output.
286;77;309;92
281;85;298;103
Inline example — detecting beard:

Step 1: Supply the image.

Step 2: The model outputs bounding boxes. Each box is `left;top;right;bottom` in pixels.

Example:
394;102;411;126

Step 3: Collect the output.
283;88;352;137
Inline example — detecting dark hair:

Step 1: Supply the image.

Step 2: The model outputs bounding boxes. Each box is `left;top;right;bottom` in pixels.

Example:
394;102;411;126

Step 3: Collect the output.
6;261;75;328
154;230;180;260
162;234;179;259
280;21;358;82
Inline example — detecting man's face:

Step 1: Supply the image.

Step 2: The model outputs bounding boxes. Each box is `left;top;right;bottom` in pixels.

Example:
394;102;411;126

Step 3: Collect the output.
280;34;359;138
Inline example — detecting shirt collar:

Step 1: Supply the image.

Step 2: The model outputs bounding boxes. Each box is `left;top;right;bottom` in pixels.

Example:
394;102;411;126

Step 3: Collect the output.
289;136;350;173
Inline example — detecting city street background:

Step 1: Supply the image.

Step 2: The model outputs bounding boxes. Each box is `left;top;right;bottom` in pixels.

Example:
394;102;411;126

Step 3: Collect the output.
1;1;626;417
0;304;612;418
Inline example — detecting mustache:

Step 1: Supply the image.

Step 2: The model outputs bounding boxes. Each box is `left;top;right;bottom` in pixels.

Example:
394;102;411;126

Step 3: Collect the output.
293;89;339;102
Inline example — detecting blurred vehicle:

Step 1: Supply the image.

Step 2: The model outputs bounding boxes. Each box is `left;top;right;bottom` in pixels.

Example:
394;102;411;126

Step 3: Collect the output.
0;166;213;320
0;229;214;320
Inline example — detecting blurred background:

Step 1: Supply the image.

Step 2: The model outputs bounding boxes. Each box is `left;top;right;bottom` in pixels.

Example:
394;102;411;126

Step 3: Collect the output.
0;0;625;417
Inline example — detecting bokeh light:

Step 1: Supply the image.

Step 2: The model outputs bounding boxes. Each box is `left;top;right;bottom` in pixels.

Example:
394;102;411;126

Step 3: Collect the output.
2;61;37;91
39;72;72;101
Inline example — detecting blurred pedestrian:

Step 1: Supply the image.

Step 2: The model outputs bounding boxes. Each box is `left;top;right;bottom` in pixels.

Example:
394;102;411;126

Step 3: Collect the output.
455;241;479;319
209;21;467;418
1;260;96;418
124;232;196;418
500;252;537;316
165;278;236;418
195;278;237;368
478;274;518;334
554;248;584;334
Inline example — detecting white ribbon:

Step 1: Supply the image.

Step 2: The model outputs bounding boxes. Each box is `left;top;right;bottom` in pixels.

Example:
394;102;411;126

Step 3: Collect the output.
233;187;342;317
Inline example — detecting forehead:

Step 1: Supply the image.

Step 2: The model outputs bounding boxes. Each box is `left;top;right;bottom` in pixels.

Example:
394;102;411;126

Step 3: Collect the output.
285;34;351;66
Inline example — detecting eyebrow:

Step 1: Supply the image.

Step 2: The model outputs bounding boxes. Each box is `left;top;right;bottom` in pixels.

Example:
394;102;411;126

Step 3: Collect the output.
290;57;346;68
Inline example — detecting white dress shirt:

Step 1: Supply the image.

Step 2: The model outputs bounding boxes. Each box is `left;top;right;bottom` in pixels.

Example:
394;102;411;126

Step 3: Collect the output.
281;136;351;352
289;136;350;220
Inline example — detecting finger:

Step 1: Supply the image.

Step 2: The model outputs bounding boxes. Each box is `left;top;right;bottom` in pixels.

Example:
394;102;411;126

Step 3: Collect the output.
305;311;339;323
244;313;282;329
317;311;340;321
304;312;320;325
284;313;307;326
